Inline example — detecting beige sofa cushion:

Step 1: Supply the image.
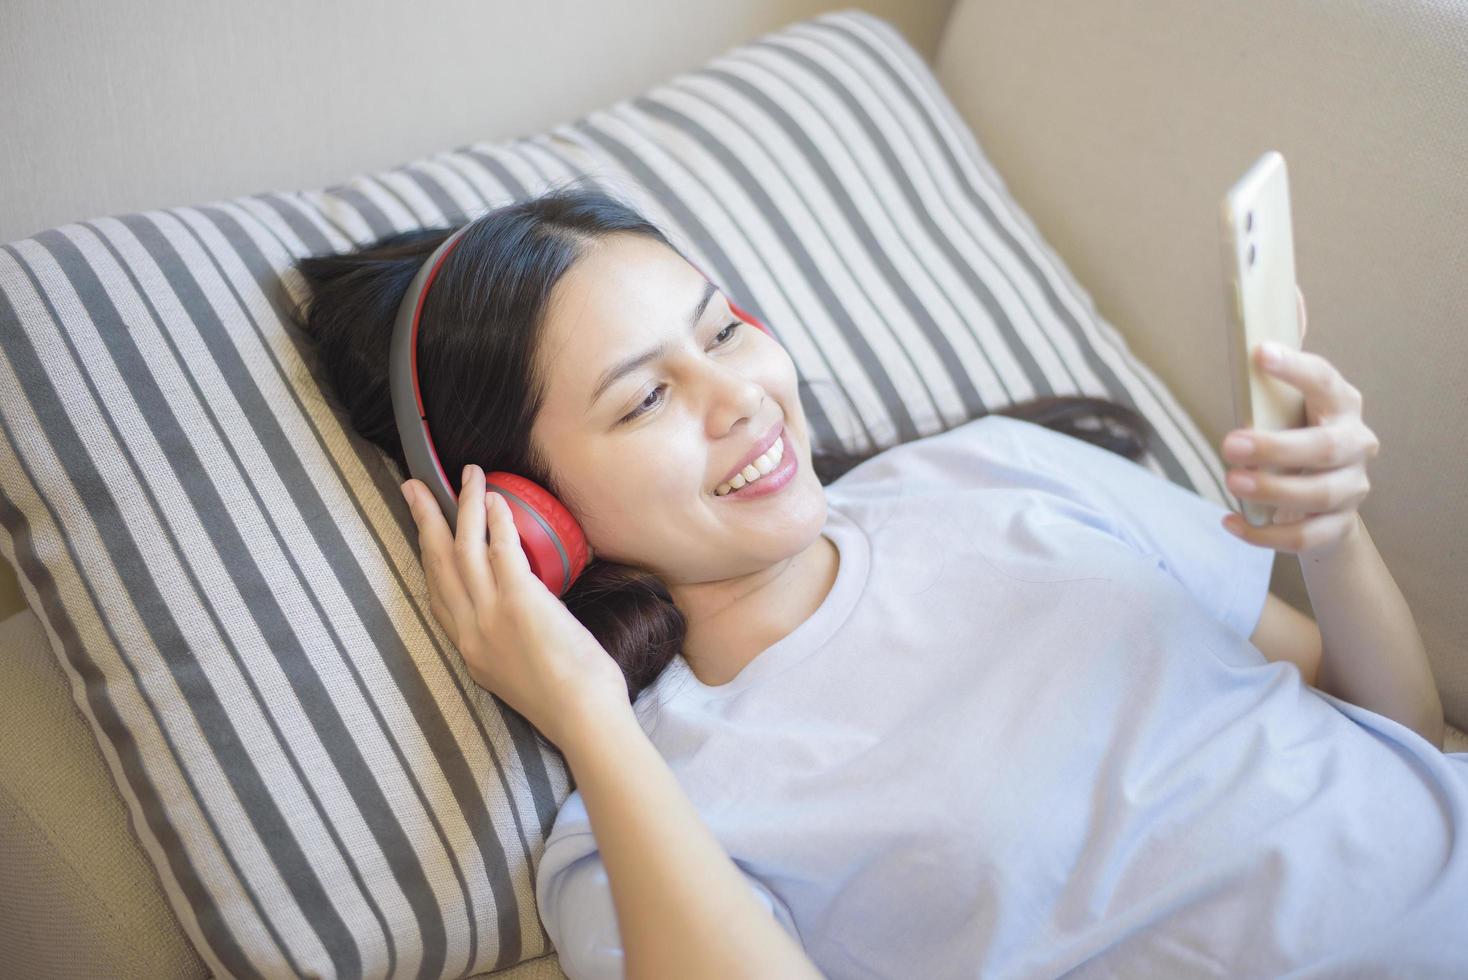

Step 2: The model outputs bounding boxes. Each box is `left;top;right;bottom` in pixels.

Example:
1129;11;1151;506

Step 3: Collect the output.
0;601;208;980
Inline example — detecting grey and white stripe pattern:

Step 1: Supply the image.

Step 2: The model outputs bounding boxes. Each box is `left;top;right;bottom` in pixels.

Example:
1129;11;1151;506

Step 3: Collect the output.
0;11;1237;979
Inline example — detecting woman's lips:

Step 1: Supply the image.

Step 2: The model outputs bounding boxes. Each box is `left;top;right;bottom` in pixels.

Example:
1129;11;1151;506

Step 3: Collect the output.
716;418;785;487
715;427;797;500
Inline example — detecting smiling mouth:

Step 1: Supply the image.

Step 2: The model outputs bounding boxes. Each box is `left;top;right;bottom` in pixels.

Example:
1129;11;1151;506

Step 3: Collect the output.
711;425;793;497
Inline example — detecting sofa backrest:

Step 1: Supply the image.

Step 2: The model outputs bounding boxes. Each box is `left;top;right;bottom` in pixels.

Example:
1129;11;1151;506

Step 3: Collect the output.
936;0;1468;728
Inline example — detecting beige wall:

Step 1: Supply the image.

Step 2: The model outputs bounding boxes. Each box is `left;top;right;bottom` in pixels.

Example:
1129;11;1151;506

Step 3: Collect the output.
0;0;955;244
0;0;957;620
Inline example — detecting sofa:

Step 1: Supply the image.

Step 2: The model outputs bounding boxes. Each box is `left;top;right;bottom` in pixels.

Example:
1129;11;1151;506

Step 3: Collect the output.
2;1;1464;977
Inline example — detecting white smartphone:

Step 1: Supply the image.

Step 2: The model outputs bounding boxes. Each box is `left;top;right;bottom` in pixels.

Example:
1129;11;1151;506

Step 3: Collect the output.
1218;150;1308;527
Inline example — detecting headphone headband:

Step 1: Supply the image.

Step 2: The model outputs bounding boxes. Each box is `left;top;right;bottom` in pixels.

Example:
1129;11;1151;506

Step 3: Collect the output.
388;224;474;528
388;220;588;598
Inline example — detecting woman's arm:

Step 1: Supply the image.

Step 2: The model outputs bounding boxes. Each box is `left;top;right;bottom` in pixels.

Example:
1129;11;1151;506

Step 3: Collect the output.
1213;298;1444;752
557;698;822;980
1300;514;1445;750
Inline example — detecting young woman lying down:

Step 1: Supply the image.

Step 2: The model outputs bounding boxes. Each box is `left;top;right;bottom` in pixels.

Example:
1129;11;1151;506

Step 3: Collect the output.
295;185;1460;979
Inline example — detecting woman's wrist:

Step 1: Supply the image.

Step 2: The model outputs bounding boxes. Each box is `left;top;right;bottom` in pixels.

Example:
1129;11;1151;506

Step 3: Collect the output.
1301;516;1444;748
552;688;641;763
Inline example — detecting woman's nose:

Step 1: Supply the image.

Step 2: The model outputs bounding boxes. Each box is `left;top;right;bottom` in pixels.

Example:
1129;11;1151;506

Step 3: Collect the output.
706;365;766;433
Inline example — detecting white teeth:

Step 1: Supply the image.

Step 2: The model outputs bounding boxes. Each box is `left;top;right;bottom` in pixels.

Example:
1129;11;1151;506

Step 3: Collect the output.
714;432;785;496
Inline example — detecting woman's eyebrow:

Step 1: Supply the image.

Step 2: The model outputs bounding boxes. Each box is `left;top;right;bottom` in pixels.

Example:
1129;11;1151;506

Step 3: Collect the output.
586;279;720;412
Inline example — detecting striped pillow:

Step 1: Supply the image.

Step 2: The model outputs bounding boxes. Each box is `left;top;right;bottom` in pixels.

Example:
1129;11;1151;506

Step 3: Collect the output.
0;9;1236;978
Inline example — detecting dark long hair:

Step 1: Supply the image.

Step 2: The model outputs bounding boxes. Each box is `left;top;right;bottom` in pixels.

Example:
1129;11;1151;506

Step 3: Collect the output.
292;182;1154;718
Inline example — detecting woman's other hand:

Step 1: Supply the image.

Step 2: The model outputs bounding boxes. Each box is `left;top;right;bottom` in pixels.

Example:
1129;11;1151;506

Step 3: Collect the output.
1219;286;1381;558
400;465;630;749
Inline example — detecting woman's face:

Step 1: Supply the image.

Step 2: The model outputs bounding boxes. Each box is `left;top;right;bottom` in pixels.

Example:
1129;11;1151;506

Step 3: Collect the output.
530;233;827;584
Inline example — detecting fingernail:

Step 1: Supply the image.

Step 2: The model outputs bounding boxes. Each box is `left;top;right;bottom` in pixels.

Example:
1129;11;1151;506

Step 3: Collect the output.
400;482;413;505
1260;342;1282;365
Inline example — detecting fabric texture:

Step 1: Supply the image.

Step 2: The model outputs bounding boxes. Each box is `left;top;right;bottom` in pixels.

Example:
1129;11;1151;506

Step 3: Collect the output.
0;603;211;980
0;604;572;980
539;413;1468;979
0;8;1253;978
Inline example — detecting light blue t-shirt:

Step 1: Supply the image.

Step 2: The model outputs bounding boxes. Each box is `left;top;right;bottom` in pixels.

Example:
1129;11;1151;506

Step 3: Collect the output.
534;413;1468;978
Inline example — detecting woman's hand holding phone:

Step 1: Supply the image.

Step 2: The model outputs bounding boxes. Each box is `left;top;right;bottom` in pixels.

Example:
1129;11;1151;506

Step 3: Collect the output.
1218;286;1381;559
400;465;631;750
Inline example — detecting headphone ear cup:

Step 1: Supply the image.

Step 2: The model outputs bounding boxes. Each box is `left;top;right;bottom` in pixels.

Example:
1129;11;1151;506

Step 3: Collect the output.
481;471;591;598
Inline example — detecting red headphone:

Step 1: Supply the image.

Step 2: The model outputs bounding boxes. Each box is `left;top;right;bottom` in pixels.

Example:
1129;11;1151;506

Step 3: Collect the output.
388;223;777;597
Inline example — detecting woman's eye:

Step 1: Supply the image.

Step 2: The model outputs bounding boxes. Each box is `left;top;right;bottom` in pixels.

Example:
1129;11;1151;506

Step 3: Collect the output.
618;321;744;424
622;384;666;423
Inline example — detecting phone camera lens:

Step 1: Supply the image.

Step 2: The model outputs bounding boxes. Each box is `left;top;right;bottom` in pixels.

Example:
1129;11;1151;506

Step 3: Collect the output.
1248;242;1256;266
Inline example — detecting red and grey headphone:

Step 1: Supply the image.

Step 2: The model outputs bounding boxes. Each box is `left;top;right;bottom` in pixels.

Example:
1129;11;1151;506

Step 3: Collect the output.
389;219;776;597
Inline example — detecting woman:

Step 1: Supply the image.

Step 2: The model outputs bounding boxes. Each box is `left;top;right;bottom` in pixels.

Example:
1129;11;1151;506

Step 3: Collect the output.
296;185;1461;979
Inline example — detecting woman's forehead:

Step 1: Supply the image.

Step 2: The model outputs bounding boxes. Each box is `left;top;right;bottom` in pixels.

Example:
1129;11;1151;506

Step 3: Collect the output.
538;236;703;412
558;234;690;309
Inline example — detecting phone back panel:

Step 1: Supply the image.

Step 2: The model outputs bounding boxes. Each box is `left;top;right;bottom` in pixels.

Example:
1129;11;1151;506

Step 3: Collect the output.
1219;151;1307;437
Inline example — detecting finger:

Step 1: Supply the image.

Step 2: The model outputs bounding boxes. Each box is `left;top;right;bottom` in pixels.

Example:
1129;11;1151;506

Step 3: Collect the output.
402;479;473;620
1222;507;1357;554
484;487;535;583
1225;463;1370;512
1221;422;1378;469
1271;503;1308;525
1254;343;1362;420
1264;473;1312;526
454;465;497;601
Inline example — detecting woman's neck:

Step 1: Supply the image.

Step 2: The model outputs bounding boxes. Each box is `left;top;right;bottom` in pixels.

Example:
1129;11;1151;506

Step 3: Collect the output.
672;531;840;688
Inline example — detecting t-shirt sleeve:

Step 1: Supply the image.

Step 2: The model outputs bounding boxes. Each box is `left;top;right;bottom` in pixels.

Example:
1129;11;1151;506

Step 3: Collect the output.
992;415;1276;640
536;827;799;980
